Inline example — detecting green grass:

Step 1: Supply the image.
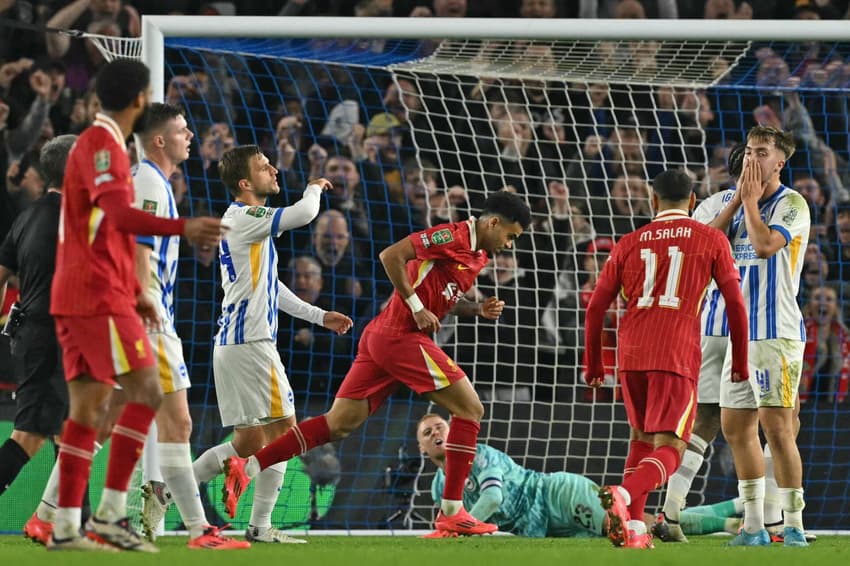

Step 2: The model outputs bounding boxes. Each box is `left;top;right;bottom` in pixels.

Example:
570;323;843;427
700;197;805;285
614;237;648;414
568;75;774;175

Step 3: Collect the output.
1;534;848;565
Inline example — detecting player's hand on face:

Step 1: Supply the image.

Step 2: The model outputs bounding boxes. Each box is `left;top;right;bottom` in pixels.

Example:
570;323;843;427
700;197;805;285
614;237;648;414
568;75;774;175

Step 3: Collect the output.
479;296;505;320
323;311;353;335
414;308;441;334
184;216;226;249
136;293;161;331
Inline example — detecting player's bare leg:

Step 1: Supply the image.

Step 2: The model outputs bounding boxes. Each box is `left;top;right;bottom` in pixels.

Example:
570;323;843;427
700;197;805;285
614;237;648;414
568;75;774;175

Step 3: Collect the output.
759;406;807;547
721;407;770;546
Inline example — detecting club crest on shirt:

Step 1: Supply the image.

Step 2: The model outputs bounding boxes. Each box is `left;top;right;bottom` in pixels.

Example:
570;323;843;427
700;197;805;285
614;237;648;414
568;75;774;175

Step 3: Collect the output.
782;207;798;225
142;199;158;214
94;150;110;172
246;206;266;218
431;229;453;245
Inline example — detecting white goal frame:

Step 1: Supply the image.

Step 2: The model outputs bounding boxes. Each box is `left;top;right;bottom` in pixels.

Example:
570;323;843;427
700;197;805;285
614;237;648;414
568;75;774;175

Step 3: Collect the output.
141;16;850;101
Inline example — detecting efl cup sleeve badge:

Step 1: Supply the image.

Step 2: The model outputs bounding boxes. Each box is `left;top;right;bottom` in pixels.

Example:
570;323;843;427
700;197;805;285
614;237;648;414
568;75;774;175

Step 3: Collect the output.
245;206;267;218
142;199;158;214
94;150;111;172
431;229;454;245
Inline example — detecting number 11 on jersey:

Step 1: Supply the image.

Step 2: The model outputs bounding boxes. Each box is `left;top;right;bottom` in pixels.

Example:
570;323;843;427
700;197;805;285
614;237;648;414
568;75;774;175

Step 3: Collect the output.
637;246;684;309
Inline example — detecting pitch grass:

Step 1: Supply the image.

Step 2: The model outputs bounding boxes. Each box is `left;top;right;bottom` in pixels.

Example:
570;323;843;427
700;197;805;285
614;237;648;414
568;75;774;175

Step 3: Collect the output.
1;534;848;566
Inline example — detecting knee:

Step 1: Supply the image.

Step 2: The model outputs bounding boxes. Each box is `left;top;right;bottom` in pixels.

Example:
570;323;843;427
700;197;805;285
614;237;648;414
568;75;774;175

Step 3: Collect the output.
455;398;485;422
232;429;264;457
11;431;47;458
160;414;192;443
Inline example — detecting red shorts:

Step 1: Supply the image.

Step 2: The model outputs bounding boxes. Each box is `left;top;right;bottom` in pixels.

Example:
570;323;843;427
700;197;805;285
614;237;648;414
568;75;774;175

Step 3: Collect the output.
336;326;467;414
620;370;697;442
54;314;155;385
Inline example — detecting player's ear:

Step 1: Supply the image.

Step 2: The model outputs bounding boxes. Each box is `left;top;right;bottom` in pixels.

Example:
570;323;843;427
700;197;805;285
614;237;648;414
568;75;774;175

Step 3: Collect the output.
688;192;696;212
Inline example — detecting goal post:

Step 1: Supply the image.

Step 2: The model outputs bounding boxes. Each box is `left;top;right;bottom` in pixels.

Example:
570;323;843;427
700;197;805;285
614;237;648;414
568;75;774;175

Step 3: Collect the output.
123;16;849;532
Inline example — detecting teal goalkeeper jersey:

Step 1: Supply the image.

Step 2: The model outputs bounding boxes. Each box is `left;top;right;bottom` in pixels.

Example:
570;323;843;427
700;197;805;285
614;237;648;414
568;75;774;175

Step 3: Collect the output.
431;444;605;537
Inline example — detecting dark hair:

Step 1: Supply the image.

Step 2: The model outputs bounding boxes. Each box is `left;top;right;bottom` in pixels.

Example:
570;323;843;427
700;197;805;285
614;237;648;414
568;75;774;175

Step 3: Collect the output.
40;134;77;189
728;142;746;177
218;144;262;197
95;59;150;112
652;169;693;202
747;125;795;159
141;102;184;142
480;190;532;230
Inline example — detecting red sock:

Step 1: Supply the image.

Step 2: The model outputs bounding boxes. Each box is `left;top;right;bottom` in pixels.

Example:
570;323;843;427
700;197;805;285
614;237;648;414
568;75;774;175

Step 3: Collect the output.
255;415;330;470
623;440;653;518
58;419;97;508
105;403;155;491
442;417;480;502
623;440;653;481
621;445;681;519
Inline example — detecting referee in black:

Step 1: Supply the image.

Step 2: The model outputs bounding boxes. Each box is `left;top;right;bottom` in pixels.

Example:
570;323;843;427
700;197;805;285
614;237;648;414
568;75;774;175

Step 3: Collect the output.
0;134;77;496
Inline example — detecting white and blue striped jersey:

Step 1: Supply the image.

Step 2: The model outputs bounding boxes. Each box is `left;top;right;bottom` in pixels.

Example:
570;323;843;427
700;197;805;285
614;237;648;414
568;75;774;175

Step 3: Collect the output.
133;159;180;336
216;184;324;345
694;189;735;337
217;203;286;345
728;185;809;341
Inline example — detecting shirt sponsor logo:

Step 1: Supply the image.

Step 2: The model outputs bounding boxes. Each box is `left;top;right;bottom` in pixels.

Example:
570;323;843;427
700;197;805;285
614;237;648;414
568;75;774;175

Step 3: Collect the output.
142;199;158;214
246;206;266;218
94;173;114;186
431;229;453;245
94;150;111;172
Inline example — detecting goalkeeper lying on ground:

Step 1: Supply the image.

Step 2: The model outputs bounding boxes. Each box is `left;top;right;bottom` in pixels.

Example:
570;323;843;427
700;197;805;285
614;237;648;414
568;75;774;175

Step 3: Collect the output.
418;414;741;538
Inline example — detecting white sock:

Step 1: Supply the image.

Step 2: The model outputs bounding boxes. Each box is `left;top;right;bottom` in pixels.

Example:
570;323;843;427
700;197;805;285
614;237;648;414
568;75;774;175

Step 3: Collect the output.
95;488;127;523
249;462;286;529
143;423;163;483
616;485;632;506
628;519;647;535
53;507;81;539
441;499;462;516
192;442;238;483
39;442;102;522
732;496;744;514
662;434;708;521
763;444;782;526
739;477;765;534
779;487;805;531
246;456;261;478
159;442;206;539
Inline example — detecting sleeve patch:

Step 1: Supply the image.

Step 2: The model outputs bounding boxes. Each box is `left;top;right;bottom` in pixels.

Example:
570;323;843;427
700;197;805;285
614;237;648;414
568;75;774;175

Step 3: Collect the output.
430;228;453;245
245;206;267;218
419;232;431;248
782;206;798;225
142;199;158;214
94;150;111;172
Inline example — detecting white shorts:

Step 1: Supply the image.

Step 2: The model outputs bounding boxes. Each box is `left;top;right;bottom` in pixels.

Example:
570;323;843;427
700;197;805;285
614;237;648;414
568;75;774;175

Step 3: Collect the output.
720;338;805;410
213;340;295;427
149;332;190;394
698;335;728;404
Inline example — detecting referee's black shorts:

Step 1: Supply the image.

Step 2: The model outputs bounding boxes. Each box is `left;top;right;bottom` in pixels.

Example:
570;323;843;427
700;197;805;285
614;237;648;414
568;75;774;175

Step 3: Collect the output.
10;320;68;435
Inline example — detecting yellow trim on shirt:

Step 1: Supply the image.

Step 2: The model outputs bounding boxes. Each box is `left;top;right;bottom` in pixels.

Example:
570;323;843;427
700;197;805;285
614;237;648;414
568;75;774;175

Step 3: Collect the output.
250;242;262;291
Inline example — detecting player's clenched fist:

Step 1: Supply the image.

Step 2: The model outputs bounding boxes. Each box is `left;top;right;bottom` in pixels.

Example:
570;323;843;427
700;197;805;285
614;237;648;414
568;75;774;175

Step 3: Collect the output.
184;216;226;248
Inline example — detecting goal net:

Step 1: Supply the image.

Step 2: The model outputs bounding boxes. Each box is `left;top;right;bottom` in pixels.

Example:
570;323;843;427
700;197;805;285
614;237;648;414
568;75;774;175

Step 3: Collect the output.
85;17;850;533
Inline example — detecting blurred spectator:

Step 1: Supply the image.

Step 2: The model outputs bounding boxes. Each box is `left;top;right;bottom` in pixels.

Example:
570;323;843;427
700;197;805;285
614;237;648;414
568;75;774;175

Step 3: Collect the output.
519;0;559;18
3;59;62;163
0;0;47;63
801;242;831;303
827;208;850;283
600;174;652;238
46;0;139;95
278;255;354;393
703;0;753;19
793;174;833;239
360;111;404;198
400;157;436;228
314;151;372;245
311;209;373;316
5;149;44;212
801;284;850;404
183;122;233;214
579;0;678;18
68;85;100;133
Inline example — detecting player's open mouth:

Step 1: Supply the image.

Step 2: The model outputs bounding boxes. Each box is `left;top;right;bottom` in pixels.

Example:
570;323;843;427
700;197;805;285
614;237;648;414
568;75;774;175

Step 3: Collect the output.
435;439;443;446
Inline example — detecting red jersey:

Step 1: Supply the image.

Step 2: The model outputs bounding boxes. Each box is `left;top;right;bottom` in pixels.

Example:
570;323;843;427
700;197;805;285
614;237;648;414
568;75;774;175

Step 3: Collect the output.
592;210;739;378
51;114;138;316
370;219;489;335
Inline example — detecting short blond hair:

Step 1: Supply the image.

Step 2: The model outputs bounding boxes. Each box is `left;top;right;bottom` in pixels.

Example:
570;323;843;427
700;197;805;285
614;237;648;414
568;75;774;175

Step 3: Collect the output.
747;125;795;160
